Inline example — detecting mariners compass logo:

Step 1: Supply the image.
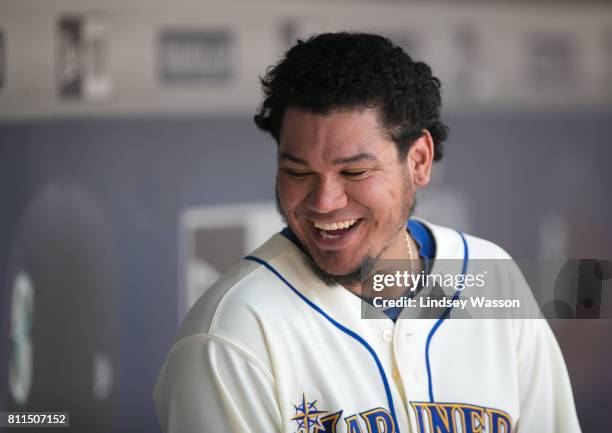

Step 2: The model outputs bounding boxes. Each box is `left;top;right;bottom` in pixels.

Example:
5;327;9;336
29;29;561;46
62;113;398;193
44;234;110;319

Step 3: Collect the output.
291;394;327;433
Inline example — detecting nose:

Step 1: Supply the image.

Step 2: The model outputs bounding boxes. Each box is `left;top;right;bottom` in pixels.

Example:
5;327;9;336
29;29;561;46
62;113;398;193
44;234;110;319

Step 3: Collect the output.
307;175;348;214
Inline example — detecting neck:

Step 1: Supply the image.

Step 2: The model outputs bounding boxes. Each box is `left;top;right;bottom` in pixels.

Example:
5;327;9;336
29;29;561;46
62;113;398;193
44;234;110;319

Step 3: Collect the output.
347;230;422;300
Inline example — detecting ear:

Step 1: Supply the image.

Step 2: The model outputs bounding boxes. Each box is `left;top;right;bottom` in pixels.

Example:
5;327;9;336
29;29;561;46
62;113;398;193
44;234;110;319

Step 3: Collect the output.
407;130;434;187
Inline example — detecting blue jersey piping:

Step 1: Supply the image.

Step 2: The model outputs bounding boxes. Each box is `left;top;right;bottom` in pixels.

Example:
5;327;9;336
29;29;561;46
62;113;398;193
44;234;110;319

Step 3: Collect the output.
424;230;469;403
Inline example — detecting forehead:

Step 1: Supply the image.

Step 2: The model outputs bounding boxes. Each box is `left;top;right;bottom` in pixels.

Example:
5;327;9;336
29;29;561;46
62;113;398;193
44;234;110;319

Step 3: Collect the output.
278;107;396;161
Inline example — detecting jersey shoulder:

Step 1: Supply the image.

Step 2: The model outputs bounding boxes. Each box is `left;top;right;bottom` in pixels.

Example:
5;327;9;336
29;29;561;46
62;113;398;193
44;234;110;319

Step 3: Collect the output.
420;219;543;321
419;219;514;260
168;232;305;373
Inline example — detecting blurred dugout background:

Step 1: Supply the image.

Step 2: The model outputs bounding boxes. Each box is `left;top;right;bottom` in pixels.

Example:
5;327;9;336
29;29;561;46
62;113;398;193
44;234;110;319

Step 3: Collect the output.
1;0;612;432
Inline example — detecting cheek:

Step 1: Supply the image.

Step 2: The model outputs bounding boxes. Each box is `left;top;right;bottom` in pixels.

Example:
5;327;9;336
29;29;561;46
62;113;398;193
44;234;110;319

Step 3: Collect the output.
349;176;403;207
277;178;305;213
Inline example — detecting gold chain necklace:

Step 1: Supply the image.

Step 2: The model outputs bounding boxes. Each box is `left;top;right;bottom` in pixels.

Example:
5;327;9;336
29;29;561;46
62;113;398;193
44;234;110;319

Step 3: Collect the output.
405;231;415;278
404;231;414;274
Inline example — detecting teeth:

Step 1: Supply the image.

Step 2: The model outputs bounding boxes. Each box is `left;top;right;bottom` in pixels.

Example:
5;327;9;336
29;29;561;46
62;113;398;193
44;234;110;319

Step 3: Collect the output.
321;231;340;240
314;219;357;231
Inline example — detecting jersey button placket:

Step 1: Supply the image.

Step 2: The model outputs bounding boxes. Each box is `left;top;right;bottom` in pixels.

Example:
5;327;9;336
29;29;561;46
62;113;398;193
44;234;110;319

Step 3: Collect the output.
393;321;419;407
390;323;412;426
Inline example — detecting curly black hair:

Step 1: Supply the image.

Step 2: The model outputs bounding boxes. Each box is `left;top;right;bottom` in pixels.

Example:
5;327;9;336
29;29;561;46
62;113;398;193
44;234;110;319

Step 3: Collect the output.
254;32;448;161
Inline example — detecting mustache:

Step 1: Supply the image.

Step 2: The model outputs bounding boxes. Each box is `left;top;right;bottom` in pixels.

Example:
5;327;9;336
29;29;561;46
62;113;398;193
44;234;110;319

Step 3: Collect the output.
301;211;361;222
274;184;363;222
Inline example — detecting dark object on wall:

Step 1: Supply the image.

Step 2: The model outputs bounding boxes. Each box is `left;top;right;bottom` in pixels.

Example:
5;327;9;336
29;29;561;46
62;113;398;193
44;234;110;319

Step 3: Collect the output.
57;17;82;98
158;29;234;85
57;15;111;100
3;183;120;433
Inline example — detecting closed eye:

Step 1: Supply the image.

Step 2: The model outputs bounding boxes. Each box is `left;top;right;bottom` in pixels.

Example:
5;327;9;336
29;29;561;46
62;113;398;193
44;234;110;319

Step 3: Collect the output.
284;168;312;179
341;169;370;178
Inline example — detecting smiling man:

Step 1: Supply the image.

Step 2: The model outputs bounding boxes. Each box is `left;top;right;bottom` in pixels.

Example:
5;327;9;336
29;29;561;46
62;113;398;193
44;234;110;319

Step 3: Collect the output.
276;107;425;289
154;33;581;433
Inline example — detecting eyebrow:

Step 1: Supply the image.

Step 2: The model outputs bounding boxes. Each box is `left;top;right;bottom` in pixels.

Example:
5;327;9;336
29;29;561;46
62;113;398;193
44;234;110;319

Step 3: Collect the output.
278;152;307;164
333;153;378;164
278;152;379;165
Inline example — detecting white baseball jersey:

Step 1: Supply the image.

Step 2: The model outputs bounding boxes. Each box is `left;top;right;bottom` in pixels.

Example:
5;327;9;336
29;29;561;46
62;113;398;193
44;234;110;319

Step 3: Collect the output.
154;220;581;433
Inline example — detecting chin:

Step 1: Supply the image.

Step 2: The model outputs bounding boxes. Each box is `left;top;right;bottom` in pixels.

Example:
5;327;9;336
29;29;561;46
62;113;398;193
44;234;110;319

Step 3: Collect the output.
313;253;358;275
305;253;376;288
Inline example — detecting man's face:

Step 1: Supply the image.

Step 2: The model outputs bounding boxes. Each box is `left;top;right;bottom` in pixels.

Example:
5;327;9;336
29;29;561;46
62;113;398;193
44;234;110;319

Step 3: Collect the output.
276;107;415;286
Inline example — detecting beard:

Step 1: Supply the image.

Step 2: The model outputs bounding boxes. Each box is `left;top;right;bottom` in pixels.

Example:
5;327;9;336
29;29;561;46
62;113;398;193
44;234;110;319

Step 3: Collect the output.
275;178;416;289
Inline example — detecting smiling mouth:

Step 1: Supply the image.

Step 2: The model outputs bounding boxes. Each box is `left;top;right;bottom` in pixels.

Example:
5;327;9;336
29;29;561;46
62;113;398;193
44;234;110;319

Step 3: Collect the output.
311;218;361;240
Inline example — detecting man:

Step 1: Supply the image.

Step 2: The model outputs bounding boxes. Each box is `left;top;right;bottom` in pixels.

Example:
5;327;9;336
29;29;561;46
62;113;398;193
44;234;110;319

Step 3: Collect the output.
154;33;581;433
